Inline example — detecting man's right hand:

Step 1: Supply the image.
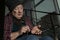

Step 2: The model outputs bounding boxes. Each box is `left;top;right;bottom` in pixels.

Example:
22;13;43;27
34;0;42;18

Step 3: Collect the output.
19;25;30;35
11;25;30;40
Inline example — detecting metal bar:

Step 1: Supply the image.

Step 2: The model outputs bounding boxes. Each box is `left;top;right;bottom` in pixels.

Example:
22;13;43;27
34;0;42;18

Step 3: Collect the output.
49;14;58;40
33;0;37;25
34;0;45;7
24;9;60;15
53;0;60;14
51;0;60;40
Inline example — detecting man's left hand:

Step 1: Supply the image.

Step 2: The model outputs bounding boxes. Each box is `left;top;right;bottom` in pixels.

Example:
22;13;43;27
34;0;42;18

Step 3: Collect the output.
31;25;42;35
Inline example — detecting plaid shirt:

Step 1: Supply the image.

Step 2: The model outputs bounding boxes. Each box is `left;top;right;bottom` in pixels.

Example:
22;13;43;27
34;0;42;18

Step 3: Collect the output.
4;13;32;40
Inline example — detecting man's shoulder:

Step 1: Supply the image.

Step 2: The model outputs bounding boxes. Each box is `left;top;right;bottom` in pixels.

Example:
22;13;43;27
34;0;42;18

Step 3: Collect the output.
5;12;11;17
5;13;12;21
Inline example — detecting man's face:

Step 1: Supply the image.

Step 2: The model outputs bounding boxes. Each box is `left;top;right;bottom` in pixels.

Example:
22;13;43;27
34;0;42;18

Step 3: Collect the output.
12;4;24;19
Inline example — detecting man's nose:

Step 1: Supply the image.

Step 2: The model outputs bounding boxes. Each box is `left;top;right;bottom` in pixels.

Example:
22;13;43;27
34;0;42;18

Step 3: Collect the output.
18;9;21;12
18;11;21;13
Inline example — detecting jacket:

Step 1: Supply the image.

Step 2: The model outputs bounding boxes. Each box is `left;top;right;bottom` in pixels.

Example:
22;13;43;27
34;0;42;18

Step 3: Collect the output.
4;13;32;40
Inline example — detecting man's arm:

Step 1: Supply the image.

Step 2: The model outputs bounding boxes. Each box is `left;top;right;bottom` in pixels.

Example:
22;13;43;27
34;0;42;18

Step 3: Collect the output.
10;31;22;40
10;25;30;40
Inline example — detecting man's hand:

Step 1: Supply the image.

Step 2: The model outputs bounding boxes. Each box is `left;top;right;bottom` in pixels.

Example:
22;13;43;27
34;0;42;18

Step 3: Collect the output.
19;25;30;34
31;25;42;35
11;25;30;40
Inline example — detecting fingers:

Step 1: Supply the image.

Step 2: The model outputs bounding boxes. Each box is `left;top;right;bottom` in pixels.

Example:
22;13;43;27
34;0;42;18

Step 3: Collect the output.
26;25;30;32
31;29;35;34
31;29;42;35
20;25;30;34
38;25;41;28
21;27;27;33
31;26;42;35
35;30;42;35
20;25;42;35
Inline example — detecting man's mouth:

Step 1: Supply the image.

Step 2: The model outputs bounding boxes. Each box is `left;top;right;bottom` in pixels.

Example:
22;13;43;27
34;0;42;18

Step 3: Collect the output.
18;14;21;15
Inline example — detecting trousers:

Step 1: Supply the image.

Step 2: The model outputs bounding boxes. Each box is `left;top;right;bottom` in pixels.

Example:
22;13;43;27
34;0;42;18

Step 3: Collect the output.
17;35;53;40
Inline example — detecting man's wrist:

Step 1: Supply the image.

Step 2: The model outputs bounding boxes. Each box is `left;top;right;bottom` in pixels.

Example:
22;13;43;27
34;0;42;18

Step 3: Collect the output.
17;31;23;36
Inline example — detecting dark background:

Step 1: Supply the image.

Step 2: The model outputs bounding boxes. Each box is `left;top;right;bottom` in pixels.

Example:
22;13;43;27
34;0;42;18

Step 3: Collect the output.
0;0;5;40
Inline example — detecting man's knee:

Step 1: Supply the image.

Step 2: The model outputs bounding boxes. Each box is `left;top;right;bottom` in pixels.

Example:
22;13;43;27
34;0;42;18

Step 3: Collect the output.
26;35;39;40
40;36;53;40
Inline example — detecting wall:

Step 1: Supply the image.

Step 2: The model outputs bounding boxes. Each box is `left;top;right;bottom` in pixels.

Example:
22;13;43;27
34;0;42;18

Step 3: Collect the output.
34;0;55;20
